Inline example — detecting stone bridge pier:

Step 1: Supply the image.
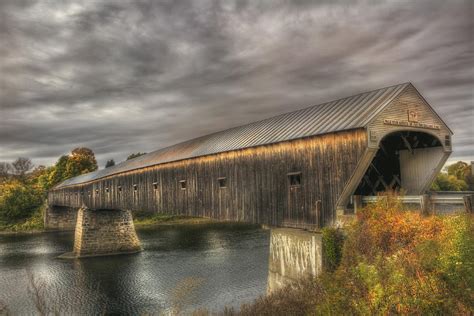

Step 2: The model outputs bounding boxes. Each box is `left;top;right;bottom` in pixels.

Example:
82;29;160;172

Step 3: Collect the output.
267;228;323;293
46;204;142;259
44;205;77;231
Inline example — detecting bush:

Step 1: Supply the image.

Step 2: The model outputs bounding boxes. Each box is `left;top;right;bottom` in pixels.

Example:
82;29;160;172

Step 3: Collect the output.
225;196;473;315
431;173;468;191
321;227;344;272
7;204;45;231
0;179;43;221
338;198;472;314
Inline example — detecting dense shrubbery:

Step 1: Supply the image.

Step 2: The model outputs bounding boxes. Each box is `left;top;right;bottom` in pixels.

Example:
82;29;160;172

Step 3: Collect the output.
0;148;98;229
0;179;43;221
228;196;473;315
321;227;344;272
431;161;473;191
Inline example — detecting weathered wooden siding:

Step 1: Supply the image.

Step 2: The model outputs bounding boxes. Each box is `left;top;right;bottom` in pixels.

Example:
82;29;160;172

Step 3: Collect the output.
367;85;452;151
363;85;451;195
48;129;368;228
399;147;446;194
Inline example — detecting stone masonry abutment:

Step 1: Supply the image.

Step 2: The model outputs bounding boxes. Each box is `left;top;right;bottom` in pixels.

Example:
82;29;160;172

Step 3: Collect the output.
59;206;142;258
44;204;77;231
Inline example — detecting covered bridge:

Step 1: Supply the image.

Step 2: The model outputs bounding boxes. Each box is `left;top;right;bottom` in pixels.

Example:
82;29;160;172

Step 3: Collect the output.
48;82;452;233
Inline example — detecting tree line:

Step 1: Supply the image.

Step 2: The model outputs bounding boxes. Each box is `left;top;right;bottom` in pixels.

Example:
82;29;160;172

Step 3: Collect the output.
0;148;146;225
0;148;471;226
104;152;147;169
431;161;474;191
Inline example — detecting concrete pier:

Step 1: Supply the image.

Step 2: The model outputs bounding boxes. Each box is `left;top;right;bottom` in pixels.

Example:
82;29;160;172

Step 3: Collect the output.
267;228;322;293
60;206;142;259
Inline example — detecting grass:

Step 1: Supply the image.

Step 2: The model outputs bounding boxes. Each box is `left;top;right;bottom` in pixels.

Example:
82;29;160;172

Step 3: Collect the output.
0;207;224;234
132;211;216;227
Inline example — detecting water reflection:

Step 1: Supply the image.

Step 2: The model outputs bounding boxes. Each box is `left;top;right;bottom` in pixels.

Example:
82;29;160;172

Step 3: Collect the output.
0;224;270;315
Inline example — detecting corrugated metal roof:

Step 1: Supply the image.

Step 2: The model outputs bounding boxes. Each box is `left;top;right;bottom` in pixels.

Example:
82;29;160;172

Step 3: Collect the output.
55;82;410;188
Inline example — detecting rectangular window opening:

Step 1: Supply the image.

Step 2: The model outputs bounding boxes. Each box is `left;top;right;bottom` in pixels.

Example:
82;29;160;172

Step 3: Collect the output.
218;177;227;188
133;184;138;192
288;172;302;187
105;187;110;193
118;186;122;193
95;189;99;194
153;182;159;190
179;180;187;190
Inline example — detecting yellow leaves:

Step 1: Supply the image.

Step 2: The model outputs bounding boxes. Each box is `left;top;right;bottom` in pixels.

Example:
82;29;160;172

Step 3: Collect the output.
246;197;472;314
335;196;474;313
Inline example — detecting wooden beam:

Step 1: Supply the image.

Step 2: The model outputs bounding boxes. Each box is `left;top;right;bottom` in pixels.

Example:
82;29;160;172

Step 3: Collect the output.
373;176;389;191
463;194;474;214
400;134;413;154
369;163;383;176
353;195;363;214
389;175;401;188
379;143;389;157
421;194;432;216
363;175;377;195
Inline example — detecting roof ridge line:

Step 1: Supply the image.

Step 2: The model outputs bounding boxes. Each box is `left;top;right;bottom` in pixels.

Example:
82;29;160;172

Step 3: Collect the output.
137;82;411;157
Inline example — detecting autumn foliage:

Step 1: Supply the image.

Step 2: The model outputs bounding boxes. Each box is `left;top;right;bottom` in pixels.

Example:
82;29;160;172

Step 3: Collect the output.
338;196;473;314
0;148;98;228
232;196;473;315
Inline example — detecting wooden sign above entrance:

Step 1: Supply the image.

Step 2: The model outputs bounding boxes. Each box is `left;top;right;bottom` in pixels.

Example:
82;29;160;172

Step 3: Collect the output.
383;119;441;130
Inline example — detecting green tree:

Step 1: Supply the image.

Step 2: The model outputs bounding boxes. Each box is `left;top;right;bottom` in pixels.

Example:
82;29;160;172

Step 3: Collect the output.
48;155;69;188
431;173;468;191
431;161;473;191
64;147;98;179
446;161;469;180
0;179;43;220
105;159;115;168
126;152;147;160
35;166;55;191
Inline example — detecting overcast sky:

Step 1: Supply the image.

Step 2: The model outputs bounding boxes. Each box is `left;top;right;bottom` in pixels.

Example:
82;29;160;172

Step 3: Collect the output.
1;0;473;168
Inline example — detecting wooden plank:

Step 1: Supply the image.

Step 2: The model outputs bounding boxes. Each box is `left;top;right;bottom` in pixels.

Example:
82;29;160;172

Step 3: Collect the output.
463;194;474;214
48;129;368;227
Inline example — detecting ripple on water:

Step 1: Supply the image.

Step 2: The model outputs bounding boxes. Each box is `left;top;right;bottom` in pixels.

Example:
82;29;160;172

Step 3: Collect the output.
0;226;270;314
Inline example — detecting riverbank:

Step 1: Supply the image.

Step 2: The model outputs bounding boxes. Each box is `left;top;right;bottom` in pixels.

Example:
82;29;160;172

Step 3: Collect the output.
0;207;44;235
0;210;233;235
133;212;216;228
220;201;473;315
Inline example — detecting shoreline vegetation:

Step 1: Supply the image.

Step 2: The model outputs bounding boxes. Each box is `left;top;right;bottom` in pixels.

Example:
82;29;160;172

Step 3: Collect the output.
132;211;216;228
0;204;45;234
200;197;471;315
0;208;245;235
1;150;472;234
2;196;471;315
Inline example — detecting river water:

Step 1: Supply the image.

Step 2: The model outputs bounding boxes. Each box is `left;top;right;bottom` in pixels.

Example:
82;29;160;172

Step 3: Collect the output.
0;224;270;315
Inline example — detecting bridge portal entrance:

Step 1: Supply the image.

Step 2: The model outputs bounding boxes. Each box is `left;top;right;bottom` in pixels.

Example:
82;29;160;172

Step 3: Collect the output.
354;131;445;196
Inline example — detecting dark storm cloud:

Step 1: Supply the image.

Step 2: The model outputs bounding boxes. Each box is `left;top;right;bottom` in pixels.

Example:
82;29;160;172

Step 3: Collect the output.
0;0;473;167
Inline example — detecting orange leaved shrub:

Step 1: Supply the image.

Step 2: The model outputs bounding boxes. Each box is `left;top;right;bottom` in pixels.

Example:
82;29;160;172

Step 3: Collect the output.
223;194;473;315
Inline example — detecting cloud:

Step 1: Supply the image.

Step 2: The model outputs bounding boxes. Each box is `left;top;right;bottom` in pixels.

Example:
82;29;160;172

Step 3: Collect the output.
0;0;473;168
